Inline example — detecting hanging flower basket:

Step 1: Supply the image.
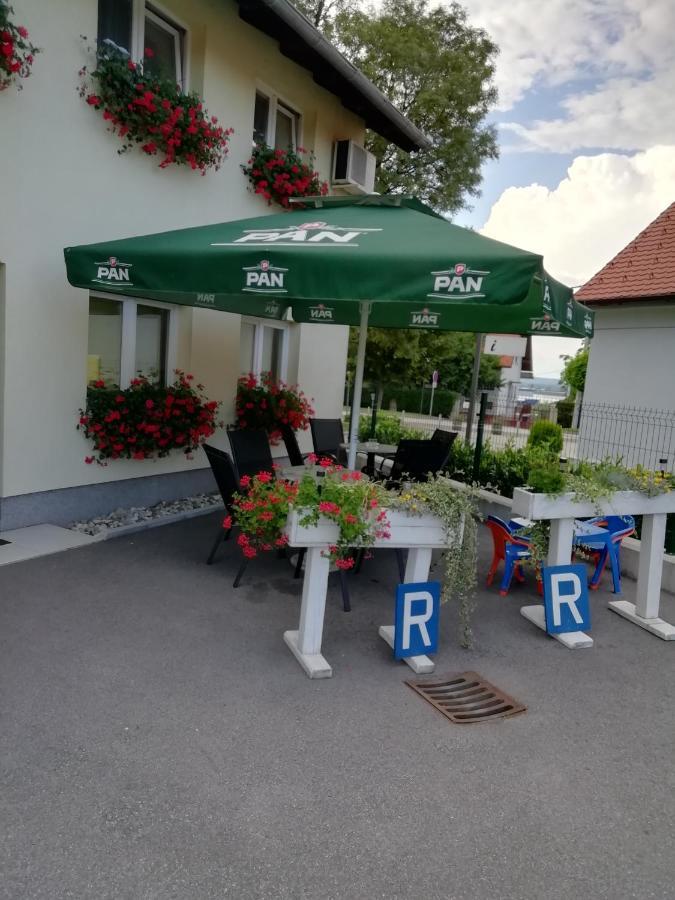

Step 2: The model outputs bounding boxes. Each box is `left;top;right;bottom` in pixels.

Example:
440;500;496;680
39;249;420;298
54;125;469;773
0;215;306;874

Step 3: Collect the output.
78;371;222;464
235;372;314;445
0;3;40;91
242;144;328;207
79;41;233;173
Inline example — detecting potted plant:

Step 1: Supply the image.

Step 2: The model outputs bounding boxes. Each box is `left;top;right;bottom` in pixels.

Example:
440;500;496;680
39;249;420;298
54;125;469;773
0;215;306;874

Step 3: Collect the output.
0;2;40;91
242;144;328;208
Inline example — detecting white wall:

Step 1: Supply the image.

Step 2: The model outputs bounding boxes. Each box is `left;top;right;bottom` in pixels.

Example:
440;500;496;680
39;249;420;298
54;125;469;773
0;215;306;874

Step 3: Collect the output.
580;303;675;469
0;0;363;500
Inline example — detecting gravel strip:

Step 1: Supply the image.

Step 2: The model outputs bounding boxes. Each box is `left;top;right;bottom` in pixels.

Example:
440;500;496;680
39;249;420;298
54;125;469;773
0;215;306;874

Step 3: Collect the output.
69;492;223;537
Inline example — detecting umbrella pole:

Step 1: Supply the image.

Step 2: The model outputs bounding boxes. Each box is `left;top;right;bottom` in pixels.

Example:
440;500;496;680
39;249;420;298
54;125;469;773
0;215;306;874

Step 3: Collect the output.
348;302;371;470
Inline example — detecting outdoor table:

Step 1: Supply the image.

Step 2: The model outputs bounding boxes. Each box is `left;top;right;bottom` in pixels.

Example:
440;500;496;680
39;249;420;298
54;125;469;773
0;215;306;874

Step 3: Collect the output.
339;441;398;476
280;464;331;483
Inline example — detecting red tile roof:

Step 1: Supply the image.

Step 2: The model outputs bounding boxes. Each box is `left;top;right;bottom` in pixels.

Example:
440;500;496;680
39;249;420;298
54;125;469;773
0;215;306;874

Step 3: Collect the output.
576;202;675;304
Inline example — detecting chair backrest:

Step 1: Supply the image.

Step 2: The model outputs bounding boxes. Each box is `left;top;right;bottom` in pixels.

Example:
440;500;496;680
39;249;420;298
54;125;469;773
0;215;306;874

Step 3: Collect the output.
389;439;451;482
309;418;344;457
588;515;636;541
485;515;531;556
279;424;304;467
202;444;240;509
431;428;458;449
227;428;274;480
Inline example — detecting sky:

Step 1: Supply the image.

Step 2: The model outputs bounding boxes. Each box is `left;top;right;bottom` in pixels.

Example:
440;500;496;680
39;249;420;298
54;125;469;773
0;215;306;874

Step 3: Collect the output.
446;0;675;377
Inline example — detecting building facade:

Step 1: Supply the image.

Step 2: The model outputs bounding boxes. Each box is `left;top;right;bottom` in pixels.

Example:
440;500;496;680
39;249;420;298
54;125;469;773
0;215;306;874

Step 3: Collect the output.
0;0;423;529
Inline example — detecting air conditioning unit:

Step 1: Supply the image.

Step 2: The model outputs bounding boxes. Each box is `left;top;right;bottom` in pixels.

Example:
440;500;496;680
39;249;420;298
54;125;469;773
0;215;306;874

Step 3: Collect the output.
331;140;376;194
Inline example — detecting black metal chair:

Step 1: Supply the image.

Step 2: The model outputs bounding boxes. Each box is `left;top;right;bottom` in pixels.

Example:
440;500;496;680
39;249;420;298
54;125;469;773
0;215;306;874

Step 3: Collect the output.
279;423;309;467
383;438;452;486
431;428;458;449
202;444;240;565
309;418;345;463
227;428;274;480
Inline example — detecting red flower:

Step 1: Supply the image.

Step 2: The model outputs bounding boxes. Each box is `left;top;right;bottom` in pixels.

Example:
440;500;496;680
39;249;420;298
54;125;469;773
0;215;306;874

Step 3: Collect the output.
144;47;155;58
239;475;251;488
223;515;233;530
145;398;154;409
257;471;273;484
132;450;145;460
86;95;101;105
17;26;29;38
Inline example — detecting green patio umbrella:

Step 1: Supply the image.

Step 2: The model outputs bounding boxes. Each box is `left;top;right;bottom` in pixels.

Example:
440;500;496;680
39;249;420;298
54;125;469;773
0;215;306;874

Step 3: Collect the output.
64;195;592;467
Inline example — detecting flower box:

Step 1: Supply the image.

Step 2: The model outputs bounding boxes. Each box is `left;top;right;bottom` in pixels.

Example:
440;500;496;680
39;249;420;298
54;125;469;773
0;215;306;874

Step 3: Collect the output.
511;487;675;521
285;508;452;549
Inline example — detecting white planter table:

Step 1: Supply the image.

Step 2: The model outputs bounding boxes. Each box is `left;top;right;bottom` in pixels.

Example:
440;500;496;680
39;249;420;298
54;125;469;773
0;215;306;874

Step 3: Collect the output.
283;508;453;678
512;488;675;646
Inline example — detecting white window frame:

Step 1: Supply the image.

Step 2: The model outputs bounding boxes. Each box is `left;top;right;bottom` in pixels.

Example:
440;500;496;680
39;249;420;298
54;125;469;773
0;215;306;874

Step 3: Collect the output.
90;292;178;388
241;316;289;382
131;0;189;91
253;82;303;150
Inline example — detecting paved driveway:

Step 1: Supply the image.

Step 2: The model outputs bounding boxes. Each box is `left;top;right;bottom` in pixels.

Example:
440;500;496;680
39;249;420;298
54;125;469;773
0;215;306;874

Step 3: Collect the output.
1;514;673;899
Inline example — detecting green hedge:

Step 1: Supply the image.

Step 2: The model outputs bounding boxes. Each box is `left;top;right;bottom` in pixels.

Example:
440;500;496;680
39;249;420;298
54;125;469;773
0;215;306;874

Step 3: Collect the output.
357;386;457;417
527;420;564;454
357;413;423;443
556;399;575;429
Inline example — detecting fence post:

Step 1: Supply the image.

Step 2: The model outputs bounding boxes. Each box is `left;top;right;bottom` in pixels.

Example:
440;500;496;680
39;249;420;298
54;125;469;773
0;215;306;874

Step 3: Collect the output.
370;392;378;439
472;392;489;482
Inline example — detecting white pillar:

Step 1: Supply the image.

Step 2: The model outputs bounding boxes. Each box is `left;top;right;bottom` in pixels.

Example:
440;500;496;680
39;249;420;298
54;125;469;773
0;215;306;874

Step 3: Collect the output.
347;302;371;470
283;547;333;677
404;547;433;583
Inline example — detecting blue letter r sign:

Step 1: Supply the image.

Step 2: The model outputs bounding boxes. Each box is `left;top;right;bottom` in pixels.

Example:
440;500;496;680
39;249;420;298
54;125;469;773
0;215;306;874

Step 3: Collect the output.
394;582;440;659
543;564;591;634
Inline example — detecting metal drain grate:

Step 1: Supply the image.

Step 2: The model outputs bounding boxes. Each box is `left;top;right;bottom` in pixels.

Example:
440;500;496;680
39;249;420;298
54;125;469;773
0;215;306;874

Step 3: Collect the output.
405;671;526;724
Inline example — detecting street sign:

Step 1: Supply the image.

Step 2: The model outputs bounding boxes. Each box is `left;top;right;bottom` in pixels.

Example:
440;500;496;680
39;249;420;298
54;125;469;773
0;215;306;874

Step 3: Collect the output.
394;582;440;658
542;564;591;634
483;334;527;357
431;370;439;388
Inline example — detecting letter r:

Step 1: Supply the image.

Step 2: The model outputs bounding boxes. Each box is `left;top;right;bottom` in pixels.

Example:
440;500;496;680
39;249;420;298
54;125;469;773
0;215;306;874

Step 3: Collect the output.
550;573;583;627
403;591;433;649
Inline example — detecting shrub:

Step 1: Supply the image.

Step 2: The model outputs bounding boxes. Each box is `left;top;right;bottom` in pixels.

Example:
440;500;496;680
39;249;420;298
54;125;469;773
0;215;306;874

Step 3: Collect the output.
556;399;574;429
527;420;563;454
357;413;423;443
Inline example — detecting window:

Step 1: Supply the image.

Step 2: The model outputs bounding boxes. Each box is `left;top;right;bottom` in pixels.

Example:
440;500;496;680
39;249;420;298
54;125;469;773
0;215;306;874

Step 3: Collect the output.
252;90;300;150
239;319;288;382
97;0;186;89
88;295;175;387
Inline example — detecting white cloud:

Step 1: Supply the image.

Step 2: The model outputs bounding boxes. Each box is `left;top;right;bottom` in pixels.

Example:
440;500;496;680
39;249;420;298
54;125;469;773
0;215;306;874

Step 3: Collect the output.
459;0;675;117
479;145;675;375
480;145;675;286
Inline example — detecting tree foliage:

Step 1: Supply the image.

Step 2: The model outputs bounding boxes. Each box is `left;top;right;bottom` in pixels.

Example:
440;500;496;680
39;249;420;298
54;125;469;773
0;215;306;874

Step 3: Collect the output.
560;347;589;396
293;0;498;213
347;327;502;401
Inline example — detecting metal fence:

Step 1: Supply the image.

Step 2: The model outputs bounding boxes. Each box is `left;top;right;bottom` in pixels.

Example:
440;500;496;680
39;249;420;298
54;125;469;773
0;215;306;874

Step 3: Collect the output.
578;402;675;472
345;397;675;472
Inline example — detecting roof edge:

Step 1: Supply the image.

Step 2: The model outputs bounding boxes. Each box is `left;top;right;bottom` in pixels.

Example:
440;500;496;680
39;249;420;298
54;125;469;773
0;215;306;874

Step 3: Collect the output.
236;0;430;152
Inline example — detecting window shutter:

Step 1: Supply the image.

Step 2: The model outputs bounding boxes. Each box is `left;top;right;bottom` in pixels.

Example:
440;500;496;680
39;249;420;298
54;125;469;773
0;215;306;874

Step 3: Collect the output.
97;0;133;52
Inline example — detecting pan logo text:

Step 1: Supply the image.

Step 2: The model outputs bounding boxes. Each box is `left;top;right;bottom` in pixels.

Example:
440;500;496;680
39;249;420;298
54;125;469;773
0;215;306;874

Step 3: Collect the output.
93;257;133;286
530;318;560;332
242;260;288;294
427;263;489;300
214;222;382;249
309;304;335;321
410;307;440;328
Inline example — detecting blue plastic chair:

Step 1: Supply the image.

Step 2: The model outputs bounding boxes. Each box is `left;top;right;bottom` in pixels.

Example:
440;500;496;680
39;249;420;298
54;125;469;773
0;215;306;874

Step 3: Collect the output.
576;515;635;594
485;515;533;596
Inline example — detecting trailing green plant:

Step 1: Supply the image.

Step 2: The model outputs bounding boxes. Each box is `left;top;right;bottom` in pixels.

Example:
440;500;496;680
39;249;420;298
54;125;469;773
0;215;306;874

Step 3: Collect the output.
389;475;478;648
527;419;563;454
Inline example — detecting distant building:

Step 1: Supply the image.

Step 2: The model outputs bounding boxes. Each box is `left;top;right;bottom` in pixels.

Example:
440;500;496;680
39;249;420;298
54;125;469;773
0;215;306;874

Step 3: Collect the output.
576;202;675;469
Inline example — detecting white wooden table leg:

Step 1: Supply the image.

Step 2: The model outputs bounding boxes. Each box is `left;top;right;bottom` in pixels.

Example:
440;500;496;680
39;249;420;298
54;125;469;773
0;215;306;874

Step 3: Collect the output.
548;517;574;566
379;546;435;674
521;516;593;648
284;547;333;677
608;513;675;640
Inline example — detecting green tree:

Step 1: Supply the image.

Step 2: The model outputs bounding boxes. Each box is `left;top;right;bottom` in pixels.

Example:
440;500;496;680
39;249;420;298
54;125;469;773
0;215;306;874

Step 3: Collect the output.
561;347;589;397
294;0;498;213
347;327;502;406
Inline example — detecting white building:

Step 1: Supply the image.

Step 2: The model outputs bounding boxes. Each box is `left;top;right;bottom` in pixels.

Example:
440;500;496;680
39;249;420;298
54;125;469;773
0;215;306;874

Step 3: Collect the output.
0;0;424;529
576;202;675;470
